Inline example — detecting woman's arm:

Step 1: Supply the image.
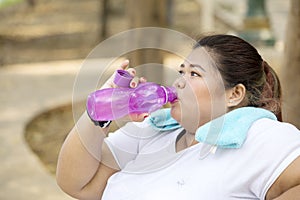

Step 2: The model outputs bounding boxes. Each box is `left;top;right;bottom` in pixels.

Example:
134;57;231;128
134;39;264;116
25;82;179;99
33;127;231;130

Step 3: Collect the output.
273;185;300;200
56;60;148;199
56;112;118;200
266;156;300;200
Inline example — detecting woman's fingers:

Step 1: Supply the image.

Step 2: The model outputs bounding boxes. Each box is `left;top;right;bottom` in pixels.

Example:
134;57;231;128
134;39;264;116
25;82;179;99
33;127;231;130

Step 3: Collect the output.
129;113;149;122
127;67;136;76
139;77;147;83
118;112;149;122
120;59;130;70
129;77;139;88
100;60;130;89
100;59;147;90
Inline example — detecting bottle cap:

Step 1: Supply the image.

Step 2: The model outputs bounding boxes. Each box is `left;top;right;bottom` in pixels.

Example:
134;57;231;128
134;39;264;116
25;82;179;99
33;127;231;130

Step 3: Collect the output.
114;70;134;87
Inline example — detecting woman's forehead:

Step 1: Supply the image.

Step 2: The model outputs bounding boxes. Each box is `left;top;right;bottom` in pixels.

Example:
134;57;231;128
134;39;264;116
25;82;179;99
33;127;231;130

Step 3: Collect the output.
183;47;217;71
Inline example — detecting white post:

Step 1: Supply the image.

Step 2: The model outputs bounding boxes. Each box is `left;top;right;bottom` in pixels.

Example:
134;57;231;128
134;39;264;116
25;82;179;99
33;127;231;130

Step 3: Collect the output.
200;0;215;32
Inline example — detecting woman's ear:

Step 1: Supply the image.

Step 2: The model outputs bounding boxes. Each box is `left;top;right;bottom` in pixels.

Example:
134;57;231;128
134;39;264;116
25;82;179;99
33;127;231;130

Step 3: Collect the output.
226;83;246;107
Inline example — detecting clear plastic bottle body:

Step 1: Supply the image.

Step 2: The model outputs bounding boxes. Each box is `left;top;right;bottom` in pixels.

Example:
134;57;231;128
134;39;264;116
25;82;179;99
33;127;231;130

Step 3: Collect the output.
128;83;167;114
87;88;132;121
86;82;177;121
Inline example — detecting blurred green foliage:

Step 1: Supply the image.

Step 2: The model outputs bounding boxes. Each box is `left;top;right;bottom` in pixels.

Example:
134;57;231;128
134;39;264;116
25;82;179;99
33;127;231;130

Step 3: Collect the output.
0;0;23;8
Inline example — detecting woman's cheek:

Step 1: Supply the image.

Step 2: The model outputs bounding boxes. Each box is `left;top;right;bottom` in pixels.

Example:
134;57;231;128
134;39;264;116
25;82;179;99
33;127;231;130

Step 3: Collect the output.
171;102;182;122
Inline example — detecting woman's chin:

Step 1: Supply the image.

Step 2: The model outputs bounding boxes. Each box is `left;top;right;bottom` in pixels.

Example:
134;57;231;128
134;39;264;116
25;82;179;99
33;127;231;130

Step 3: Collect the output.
170;107;181;123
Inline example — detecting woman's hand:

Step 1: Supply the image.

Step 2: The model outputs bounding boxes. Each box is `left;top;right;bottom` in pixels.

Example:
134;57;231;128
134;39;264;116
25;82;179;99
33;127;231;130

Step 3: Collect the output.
101;60;149;122
100;60;146;89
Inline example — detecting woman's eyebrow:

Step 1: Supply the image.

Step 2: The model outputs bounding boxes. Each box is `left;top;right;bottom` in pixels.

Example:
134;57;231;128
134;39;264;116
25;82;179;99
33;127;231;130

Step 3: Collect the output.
180;63;206;72
190;64;206;72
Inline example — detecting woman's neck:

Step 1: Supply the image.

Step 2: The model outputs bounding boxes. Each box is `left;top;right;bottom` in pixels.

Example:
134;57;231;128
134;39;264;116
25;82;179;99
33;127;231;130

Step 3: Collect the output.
185;131;197;146
176;131;198;153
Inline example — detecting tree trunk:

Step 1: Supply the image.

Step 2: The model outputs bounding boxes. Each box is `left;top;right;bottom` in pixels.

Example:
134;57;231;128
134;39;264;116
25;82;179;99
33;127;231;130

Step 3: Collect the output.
281;0;300;128
127;0;168;84
27;0;35;7
100;0;109;39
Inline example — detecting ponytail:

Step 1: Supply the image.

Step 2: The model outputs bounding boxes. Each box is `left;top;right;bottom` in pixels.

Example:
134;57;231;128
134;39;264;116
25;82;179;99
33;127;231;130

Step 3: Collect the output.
259;61;282;121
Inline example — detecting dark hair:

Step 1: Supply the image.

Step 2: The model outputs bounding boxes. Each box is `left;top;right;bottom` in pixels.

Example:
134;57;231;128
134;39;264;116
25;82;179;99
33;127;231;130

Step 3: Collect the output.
194;34;282;121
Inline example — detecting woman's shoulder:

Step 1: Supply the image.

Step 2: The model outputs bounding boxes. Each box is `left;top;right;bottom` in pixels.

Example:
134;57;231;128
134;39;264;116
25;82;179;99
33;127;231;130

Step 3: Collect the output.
246;118;300;149
251;118;300;134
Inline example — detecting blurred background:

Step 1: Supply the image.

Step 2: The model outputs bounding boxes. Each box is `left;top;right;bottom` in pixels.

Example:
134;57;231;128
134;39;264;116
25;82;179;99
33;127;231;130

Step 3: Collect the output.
0;0;299;199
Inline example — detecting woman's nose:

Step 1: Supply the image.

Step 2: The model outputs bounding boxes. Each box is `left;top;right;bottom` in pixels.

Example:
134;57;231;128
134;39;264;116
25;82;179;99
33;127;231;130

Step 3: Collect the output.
173;77;186;89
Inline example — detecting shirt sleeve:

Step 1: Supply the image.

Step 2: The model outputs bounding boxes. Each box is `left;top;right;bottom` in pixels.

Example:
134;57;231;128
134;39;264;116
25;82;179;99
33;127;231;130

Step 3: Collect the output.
247;120;300;199
104;120;160;169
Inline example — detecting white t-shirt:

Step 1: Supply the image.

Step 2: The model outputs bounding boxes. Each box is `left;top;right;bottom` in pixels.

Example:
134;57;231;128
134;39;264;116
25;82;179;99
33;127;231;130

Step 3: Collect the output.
103;118;300;200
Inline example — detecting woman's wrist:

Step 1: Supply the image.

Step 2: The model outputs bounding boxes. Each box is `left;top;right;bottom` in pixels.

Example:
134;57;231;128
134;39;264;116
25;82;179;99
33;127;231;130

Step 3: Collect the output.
75;111;109;161
86;109;112;128
95;120;112;128
86;110;112;128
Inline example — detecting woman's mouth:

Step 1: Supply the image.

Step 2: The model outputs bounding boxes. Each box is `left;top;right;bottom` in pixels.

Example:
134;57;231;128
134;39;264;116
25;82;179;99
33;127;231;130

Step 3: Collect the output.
170;99;179;105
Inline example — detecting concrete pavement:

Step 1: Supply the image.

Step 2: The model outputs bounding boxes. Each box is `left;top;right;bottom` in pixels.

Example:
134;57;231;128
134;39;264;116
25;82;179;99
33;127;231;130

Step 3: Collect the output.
0;57;131;200
0;60;82;200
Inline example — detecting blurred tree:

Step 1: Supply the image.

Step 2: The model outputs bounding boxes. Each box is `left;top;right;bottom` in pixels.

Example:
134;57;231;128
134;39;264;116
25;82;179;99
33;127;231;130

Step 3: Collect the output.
27;0;35;7
281;0;300;128
127;0;169;84
101;0;109;38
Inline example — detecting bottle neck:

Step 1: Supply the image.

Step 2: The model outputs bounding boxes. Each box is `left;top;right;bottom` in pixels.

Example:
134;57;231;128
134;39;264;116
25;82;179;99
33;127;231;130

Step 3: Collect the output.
163;86;177;103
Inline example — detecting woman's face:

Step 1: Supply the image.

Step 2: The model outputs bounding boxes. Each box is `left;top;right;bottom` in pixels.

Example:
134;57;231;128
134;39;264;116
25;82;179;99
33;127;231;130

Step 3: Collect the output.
171;47;229;133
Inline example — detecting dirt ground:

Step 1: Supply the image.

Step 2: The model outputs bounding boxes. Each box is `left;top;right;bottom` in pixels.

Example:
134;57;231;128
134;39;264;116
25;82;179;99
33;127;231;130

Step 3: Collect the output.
2;0;202;175
24;103;78;175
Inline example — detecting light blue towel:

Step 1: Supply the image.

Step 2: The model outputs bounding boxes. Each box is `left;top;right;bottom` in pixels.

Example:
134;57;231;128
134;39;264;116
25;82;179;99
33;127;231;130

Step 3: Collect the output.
147;107;277;149
147;108;181;131
195;107;277;148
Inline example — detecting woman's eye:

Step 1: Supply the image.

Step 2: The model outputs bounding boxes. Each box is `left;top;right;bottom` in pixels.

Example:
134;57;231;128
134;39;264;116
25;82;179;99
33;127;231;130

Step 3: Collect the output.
191;71;201;77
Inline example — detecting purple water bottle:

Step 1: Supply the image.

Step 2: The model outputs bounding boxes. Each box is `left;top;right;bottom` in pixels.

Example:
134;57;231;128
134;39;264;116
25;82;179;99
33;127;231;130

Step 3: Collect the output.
86;70;177;121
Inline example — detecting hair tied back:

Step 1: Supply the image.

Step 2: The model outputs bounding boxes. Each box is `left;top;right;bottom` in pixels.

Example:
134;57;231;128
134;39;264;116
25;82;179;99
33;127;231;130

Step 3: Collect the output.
260;61;282;121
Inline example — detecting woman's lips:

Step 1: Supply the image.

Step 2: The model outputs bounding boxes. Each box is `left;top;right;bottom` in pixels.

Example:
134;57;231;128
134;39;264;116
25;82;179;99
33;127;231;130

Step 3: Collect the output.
170;99;179;105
